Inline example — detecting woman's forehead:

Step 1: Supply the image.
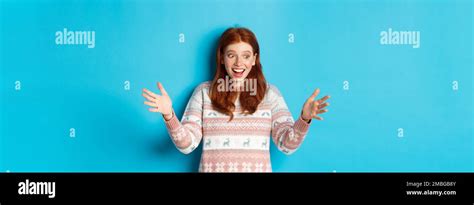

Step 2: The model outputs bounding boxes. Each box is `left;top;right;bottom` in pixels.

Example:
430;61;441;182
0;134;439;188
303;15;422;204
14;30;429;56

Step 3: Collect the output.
225;42;254;53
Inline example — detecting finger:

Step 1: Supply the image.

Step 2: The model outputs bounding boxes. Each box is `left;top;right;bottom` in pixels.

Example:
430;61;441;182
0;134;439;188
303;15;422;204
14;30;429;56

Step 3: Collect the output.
317;95;331;103
148;108;160;112
318;102;329;109
317;109;328;114
143;88;158;98
157;82;169;96
307;88;320;102
313;115;323;120
144;101;156;107
142;93;155;102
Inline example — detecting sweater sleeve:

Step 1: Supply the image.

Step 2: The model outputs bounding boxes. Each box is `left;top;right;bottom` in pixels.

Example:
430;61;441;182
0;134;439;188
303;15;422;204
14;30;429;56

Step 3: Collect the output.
269;85;311;155
164;84;205;154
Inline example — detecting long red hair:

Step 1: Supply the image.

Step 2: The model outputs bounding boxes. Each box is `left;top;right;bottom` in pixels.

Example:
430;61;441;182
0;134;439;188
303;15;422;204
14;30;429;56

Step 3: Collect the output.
210;27;267;121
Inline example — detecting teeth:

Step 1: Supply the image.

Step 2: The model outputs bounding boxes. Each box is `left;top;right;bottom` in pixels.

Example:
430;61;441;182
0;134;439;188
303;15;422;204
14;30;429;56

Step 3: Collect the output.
232;68;245;73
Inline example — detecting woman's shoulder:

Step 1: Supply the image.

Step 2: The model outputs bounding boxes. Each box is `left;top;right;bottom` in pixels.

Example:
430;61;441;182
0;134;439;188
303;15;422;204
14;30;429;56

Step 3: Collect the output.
197;81;211;89
192;81;211;94
265;82;283;97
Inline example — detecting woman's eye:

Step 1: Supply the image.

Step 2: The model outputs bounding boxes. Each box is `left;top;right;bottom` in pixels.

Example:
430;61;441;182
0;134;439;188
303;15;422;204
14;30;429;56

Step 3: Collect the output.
227;54;234;58
244;55;250;59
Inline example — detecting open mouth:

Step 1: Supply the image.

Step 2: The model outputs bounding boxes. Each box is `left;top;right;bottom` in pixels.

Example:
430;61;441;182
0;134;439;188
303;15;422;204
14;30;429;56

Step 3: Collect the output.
231;68;246;77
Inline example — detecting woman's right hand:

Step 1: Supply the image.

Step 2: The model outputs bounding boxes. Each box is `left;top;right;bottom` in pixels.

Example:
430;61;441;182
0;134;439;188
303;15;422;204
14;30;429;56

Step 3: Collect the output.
143;82;173;120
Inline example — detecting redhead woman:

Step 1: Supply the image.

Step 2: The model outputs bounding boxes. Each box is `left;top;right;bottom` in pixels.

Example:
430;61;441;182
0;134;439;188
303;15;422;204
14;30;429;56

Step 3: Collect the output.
142;27;330;172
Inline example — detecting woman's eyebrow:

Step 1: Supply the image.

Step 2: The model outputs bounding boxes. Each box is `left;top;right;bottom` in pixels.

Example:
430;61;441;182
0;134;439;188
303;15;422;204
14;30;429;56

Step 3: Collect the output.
225;50;253;54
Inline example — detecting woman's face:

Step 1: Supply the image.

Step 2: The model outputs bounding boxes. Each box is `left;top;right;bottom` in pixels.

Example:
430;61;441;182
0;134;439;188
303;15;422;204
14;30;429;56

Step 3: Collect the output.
222;41;257;80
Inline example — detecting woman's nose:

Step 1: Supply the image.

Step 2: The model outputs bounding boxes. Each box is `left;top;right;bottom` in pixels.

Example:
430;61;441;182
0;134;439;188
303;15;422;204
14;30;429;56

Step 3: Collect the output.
234;56;243;65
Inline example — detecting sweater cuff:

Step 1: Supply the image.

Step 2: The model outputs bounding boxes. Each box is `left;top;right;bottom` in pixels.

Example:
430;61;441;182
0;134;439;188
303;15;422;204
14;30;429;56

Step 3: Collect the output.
164;113;181;131
294;115;311;133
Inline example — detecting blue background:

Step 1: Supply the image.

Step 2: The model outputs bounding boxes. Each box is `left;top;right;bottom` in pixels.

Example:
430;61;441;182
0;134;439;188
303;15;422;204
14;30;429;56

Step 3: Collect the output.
0;0;472;172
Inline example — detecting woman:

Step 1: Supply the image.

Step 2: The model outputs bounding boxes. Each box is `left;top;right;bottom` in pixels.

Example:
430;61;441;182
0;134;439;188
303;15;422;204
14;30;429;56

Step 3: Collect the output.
142;27;330;172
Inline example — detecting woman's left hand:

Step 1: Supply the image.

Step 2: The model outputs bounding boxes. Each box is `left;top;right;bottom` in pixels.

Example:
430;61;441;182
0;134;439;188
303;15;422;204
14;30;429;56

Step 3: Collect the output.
301;88;330;122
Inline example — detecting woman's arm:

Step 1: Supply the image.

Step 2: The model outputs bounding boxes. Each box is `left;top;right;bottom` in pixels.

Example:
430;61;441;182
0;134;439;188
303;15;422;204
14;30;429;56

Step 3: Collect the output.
143;82;204;154
163;87;204;154
269;86;330;155
270;86;310;155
